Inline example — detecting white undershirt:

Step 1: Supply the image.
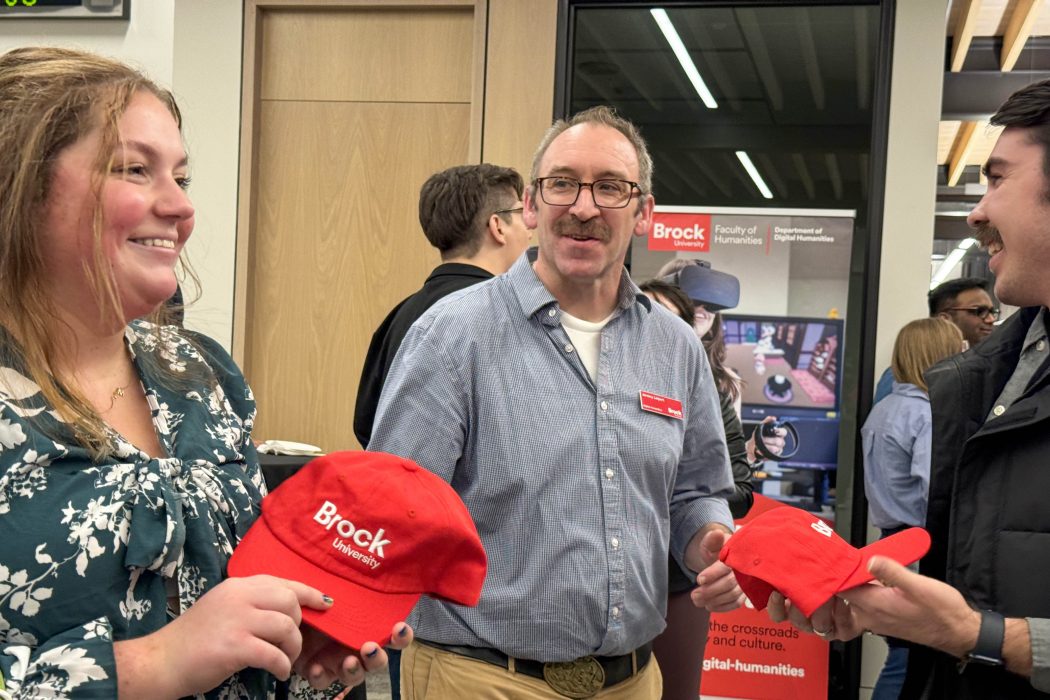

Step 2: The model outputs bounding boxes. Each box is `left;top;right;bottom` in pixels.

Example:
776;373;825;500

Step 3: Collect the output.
560;310;613;382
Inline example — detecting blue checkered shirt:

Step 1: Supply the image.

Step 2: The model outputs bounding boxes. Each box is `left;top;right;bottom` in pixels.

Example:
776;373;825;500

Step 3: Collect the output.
369;251;734;661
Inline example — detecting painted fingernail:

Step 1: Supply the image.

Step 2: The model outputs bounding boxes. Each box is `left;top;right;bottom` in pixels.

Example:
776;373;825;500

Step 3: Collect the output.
366;647;380;657
398;624;409;637
322;594;334;606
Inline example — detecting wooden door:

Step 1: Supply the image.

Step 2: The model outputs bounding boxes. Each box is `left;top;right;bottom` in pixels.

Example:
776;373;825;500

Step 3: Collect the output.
239;2;481;450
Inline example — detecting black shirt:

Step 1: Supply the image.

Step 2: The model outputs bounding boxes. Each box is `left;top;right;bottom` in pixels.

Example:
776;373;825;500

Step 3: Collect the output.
353;262;494;447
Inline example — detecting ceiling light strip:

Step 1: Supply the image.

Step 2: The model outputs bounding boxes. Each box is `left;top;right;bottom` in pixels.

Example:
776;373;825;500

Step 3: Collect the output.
650;8;718;109
735;151;774;199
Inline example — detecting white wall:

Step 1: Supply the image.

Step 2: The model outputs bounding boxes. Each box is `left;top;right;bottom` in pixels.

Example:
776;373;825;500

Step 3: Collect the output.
172;0;243;349
0;1;243;350
874;1;948;380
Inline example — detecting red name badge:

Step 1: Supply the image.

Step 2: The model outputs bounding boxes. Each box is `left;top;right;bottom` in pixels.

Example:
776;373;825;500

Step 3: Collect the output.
639;391;684;420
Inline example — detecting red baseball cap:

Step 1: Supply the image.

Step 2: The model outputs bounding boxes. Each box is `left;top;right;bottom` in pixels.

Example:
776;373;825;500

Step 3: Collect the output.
719;506;930;617
228;451;487;649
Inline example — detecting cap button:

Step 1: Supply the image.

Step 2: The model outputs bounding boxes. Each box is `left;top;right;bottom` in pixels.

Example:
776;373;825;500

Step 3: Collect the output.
753;558;761;565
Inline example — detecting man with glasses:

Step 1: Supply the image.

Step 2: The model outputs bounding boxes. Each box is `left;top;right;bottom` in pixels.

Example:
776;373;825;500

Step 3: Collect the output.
929;276;999;348
354;163;528;450
874;277;998;403
370;106;737;698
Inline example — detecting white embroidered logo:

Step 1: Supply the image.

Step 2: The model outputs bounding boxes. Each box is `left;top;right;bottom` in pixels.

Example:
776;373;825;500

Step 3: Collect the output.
810;520;833;538
313;500;391;557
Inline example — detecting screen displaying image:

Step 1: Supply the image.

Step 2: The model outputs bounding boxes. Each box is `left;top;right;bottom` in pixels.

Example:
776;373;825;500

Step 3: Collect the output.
722;315;844;422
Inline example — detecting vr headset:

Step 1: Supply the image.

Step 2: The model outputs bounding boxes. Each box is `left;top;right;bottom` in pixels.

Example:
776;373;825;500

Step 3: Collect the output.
662;260;740;311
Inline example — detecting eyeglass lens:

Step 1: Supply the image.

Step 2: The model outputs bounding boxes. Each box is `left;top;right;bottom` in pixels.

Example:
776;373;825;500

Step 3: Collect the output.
539;177;634;208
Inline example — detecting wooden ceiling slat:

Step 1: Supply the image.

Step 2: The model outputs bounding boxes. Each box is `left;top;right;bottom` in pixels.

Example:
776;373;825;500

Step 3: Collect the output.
948;120;980;185
1001;0;1043;69
951;0;983;71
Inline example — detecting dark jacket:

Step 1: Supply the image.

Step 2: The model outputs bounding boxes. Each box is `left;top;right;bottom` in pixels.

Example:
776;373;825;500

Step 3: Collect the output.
903;306;1050;699
353;263;493;447
668;389;754;592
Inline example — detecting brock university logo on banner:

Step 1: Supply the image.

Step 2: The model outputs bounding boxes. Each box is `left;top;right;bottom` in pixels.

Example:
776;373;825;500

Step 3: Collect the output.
649;212;711;252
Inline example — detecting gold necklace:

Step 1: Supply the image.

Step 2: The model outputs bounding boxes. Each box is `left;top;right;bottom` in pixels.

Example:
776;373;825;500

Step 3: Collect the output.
111;382;130;401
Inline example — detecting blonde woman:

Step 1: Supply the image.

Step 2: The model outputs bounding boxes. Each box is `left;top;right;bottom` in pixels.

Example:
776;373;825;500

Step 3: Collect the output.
861;317;965;700
0;47;409;698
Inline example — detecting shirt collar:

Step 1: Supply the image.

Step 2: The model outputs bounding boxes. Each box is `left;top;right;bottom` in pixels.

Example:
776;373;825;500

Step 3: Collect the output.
507;247;652;320
1020;306;1049;354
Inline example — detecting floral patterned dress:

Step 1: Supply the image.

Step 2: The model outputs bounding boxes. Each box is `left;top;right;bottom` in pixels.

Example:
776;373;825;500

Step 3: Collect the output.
0;322;333;699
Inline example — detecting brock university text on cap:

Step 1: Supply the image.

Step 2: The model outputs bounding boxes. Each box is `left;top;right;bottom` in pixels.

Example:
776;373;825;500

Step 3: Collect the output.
228;451;487;649
720;505;930;618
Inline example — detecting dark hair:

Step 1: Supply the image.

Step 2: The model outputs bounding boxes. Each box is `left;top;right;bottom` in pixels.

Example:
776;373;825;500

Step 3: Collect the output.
638;278;741;403
639;279;692;324
991;79;1050;185
418;163;523;259
927;277;989;315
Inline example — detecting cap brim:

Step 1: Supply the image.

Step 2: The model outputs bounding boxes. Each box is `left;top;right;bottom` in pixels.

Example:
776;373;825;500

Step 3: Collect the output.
228;520;421;650
838;527;931;592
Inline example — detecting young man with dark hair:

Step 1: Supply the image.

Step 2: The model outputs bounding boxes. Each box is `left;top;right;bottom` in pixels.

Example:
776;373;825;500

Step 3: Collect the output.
354;163;528;448
928;276;999;348
727;78;1050;699
874;277;998;403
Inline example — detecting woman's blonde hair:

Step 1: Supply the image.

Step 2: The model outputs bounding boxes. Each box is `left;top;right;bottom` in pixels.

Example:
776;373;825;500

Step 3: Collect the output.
891;317;965;392
0;46;197;457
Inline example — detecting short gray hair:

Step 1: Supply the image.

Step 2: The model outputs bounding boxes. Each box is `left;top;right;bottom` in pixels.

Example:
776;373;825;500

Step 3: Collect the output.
529;105;653;197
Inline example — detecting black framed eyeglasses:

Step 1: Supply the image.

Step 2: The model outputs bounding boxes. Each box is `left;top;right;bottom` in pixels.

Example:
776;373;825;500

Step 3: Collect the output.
534;176;641;208
945;305;1000;321
494;207;524;216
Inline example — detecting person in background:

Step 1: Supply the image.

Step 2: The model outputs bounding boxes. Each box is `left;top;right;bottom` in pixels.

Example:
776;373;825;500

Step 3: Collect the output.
874;278;997;402
370;105;741;698
0;46;408;698
861;317;965;700
640;279;783;700
354;163;529;450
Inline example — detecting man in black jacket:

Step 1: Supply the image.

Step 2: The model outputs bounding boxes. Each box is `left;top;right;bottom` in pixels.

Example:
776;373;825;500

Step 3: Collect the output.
759;78;1050;699
354;164;529;448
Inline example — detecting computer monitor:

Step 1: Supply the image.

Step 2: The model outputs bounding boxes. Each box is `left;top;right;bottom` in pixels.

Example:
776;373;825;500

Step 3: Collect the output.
721;314;844;424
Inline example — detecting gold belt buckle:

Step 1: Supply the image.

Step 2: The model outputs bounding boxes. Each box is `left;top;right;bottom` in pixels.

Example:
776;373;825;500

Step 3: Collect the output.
542;656;605;699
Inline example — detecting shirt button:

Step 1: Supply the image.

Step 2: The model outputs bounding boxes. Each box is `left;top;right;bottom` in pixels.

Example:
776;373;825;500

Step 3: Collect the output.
600;401;609;411
548;309;557;317
605;468;614;479
611;537;620;549
611;606;621;619
993;405;1006;416
564;344;574;353
1039;339;1047;352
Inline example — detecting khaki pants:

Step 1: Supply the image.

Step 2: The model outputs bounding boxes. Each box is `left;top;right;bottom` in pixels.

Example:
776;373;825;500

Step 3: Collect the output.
401;641;662;699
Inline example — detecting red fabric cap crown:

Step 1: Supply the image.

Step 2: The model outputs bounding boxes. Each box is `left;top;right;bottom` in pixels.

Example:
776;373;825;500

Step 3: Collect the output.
719;506;930;618
228;451;487;650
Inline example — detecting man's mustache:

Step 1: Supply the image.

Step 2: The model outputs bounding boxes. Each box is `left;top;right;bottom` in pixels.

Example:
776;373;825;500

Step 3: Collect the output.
973;223;1002;249
554;216;612;241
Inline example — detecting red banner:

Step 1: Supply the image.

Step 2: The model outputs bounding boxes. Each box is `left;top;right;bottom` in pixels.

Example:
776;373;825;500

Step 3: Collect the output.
699;495;830;699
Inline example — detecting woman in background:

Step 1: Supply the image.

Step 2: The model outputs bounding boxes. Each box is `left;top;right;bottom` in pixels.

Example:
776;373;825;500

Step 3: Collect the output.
0;47;408;698
640;279;782;700
862;317;965;700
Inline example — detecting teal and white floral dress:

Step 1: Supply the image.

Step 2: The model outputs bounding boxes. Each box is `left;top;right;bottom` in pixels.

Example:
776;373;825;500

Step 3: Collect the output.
0;321;325;699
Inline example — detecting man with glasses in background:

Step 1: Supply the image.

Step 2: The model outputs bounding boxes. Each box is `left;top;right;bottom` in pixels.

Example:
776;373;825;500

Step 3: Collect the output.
874;277;998;403
369;106;737;699
929;276;999;348
354;163;528;449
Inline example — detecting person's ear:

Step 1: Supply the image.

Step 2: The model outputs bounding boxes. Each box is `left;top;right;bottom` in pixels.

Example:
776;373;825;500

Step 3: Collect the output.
487;214;507;247
633;193;655;238
523;187;539;229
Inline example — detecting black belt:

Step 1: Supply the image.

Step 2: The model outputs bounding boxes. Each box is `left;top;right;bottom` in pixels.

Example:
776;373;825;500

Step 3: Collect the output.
417;638;652;697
